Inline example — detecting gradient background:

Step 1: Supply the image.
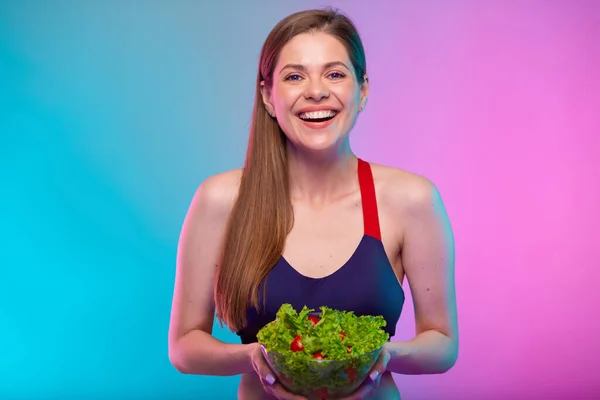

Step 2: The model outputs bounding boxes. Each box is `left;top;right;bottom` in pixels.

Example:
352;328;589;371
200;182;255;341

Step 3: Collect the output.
1;0;599;399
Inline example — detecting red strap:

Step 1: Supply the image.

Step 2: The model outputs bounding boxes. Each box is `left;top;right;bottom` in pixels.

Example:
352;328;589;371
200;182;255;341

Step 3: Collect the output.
357;158;382;241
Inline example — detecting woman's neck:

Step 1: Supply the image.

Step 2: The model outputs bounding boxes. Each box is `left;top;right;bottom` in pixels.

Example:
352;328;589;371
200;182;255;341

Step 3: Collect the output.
286;143;358;205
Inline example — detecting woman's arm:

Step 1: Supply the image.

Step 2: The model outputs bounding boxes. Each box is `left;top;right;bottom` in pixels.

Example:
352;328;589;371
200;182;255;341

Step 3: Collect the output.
386;176;458;375
171;330;257;376
168;169;256;376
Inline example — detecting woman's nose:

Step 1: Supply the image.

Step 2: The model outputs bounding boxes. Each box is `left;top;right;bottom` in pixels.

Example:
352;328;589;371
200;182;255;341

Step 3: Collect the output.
303;79;330;101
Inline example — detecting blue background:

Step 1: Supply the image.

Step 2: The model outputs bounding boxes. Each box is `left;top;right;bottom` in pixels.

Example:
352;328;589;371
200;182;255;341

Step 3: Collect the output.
0;1;302;398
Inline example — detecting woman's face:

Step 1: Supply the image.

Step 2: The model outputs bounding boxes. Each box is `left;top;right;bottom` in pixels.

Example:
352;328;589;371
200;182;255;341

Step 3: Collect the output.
262;32;368;153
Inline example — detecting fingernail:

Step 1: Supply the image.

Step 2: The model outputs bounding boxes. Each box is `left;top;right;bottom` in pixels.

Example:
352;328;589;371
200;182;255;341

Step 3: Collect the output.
265;373;275;385
369;370;379;381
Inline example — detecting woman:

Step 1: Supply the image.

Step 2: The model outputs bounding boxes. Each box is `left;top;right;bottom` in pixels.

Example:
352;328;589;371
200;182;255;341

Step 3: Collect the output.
168;8;458;400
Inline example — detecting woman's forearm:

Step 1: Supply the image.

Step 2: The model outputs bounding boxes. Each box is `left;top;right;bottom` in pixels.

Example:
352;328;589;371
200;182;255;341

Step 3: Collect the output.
385;330;458;375
169;329;257;376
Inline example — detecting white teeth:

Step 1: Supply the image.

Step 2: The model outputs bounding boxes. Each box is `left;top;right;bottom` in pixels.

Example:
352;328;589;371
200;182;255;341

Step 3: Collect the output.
299;110;337;120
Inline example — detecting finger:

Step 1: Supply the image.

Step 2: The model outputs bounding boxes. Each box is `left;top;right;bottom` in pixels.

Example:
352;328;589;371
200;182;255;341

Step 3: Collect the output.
258;373;276;388
251;347;278;387
368;349;391;383
338;350;391;400
339;362;388;399
253;360;275;386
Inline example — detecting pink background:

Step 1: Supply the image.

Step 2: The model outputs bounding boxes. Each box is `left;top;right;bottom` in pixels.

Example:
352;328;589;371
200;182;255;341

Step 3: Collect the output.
345;1;600;398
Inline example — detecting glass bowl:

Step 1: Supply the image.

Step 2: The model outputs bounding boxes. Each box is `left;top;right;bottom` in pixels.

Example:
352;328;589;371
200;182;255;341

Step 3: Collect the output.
259;343;382;399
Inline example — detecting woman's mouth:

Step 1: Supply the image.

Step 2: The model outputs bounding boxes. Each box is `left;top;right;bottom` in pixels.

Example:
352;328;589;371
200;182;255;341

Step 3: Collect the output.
297;110;339;129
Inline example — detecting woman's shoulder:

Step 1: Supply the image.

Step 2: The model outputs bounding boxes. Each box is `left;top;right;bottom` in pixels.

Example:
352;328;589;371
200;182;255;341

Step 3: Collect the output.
188;168;244;219
368;161;440;212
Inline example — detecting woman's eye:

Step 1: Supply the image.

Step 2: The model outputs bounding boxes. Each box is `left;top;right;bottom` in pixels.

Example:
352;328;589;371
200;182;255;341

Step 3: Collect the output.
285;74;302;81
329;72;345;79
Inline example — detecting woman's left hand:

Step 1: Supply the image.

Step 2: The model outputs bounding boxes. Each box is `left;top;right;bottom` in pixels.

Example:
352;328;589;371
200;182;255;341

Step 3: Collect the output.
336;345;391;400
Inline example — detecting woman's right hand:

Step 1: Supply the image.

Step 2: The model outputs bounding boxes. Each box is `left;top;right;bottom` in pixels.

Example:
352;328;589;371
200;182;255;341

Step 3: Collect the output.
249;343;308;400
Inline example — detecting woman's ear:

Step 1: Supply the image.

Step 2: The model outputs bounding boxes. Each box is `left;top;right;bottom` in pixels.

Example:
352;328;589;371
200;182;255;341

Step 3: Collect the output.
260;81;275;117
360;74;370;111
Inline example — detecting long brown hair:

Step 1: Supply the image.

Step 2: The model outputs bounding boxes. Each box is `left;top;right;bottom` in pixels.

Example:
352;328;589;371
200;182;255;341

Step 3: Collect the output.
214;8;367;332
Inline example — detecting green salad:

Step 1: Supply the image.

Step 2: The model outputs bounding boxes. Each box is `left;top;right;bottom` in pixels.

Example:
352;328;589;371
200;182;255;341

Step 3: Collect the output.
258;303;389;358
257;303;389;398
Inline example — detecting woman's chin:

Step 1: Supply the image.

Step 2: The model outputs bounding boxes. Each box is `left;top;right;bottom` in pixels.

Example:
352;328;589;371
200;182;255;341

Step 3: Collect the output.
288;139;348;158
285;126;348;153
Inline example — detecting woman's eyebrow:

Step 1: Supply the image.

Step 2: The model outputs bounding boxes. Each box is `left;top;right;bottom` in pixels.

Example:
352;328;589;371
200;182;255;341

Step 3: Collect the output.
278;61;351;74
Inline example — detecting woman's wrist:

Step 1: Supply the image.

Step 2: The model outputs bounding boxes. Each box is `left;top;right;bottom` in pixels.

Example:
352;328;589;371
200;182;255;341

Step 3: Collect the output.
383;331;458;375
244;342;260;372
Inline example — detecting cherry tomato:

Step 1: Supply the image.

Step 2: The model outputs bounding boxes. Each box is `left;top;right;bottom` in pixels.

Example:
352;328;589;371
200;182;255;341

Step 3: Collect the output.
345;366;358;383
312;351;326;360
290;335;304;352
313;387;330;400
279;372;293;385
308;316;320;326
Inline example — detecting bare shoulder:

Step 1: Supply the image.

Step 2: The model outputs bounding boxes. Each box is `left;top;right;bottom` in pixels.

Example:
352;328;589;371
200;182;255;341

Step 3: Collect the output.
178;167;243;265
369;162;441;214
187;168;244;221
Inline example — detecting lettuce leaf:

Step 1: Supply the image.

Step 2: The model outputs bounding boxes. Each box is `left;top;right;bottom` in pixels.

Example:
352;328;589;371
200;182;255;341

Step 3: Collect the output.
257;303;389;359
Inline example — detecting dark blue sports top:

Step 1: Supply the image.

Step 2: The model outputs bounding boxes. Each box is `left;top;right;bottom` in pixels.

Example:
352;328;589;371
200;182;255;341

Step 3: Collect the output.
237;158;405;344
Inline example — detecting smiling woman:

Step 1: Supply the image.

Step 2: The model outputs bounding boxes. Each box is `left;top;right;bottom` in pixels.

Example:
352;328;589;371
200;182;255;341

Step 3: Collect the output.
168;7;457;400
262;29;367;154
